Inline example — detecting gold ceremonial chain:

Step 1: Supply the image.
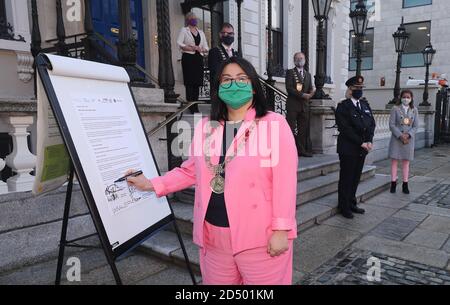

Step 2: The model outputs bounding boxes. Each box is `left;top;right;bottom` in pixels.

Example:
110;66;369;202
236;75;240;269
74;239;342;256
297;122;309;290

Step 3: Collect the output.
204;119;260;194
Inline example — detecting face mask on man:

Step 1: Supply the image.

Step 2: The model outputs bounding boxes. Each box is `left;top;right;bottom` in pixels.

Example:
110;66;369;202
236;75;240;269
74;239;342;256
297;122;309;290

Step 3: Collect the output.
219;82;253;110
352;89;363;100
295;59;306;68
221;36;235;46
401;98;412;106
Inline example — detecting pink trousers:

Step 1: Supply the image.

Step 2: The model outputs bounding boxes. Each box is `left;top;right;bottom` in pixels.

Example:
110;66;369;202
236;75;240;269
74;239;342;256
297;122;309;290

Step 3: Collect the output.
199;221;294;285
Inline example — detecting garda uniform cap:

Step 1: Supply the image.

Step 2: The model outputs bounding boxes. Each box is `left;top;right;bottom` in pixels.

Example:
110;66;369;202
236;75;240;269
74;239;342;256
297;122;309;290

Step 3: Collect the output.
345;76;365;88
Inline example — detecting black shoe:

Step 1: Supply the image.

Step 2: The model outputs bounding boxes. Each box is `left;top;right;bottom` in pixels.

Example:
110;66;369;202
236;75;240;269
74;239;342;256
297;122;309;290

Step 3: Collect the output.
341;210;354;219
390;181;397;194
402;182;410;194
351;206;366;214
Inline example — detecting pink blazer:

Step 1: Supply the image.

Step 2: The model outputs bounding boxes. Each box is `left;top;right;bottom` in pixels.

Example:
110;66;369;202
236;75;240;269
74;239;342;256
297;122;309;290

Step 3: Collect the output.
150;107;298;255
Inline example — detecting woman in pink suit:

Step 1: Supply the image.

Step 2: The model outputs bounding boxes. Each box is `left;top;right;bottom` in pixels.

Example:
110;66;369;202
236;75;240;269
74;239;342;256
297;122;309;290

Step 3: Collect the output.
127;57;298;285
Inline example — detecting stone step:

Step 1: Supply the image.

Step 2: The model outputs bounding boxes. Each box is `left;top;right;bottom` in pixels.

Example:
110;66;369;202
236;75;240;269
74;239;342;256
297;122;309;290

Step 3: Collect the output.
0;245;202;285
297;165;376;205
296;174;391;232
177;164;375;208
176;154;342;204
140;174;391;269
0;214;97;274
169;170;385;237
0;185;88;234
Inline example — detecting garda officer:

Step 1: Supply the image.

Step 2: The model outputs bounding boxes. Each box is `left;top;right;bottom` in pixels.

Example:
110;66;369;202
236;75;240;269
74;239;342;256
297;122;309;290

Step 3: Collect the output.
335;76;376;219
285;52;315;157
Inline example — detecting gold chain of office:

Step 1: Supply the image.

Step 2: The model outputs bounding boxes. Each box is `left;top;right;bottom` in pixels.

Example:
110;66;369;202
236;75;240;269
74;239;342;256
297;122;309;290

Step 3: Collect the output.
204;119;260;194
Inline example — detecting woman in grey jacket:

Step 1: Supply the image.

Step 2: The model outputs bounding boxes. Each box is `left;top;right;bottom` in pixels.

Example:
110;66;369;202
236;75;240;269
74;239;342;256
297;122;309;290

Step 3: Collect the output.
388;89;419;194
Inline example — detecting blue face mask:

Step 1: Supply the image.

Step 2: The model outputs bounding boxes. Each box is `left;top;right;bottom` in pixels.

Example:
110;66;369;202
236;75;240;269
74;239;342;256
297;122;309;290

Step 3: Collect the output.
352;89;363;100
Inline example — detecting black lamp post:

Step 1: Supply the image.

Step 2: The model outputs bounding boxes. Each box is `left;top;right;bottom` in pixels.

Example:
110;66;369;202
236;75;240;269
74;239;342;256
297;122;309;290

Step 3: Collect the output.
350;0;369;77
420;42;436;106
312;0;332;100
390;17;410;105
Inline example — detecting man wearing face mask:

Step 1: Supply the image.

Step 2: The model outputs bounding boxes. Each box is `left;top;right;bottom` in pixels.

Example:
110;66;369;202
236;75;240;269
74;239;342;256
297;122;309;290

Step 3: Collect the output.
285;52;315;157
208;23;239;87
335;76;376;219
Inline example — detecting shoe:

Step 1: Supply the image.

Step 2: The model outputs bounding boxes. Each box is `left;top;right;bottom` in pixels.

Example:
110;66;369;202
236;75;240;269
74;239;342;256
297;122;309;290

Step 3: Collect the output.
341;210;354;219
402;182;410;194
390;181;397;194
351;206;366;214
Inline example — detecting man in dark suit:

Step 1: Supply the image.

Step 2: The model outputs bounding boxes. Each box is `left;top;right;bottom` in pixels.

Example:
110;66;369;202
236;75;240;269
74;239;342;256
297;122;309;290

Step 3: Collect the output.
208;23;239;86
335;76;376;219
285;52;315;157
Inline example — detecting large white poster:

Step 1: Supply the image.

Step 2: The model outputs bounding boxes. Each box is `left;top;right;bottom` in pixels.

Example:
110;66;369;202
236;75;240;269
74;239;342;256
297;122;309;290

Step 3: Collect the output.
42;54;172;251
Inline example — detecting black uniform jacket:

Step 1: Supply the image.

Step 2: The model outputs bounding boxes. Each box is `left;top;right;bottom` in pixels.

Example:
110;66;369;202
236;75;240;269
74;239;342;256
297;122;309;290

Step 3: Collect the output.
208;45;239;84
335;98;376;157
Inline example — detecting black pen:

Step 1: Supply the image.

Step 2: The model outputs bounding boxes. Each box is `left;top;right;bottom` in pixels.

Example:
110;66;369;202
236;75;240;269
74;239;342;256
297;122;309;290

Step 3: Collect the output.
114;170;143;183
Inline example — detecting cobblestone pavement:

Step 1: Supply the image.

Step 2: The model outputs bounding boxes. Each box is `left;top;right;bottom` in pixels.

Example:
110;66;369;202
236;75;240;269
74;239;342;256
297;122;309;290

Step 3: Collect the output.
413;184;450;209
298;248;450;285
293;145;450;285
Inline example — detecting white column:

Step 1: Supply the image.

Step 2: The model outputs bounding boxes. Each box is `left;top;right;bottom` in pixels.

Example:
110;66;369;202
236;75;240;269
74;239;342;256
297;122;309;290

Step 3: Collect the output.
5;116;36;192
0;158;7;194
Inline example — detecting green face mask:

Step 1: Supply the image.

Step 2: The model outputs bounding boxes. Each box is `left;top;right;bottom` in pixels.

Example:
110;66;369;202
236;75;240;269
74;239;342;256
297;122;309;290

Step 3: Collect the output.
218;82;253;110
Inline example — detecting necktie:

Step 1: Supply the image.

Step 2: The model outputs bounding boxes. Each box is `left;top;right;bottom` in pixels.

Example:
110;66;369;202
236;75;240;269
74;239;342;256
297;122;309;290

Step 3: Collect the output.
357;101;361;111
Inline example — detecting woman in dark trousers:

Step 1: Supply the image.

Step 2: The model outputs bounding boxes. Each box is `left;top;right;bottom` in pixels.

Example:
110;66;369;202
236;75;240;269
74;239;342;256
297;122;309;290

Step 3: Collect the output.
177;12;209;113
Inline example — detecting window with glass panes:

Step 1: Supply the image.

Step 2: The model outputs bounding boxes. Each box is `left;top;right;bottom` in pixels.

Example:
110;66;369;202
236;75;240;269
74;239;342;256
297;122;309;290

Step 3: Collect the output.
401;21;431;68
403;0;432;9
266;0;284;77
349;28;374;71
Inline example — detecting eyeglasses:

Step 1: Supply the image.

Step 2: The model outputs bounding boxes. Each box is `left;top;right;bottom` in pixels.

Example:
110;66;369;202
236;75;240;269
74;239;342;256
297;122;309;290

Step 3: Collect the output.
220;32;235;37
220;76;251;89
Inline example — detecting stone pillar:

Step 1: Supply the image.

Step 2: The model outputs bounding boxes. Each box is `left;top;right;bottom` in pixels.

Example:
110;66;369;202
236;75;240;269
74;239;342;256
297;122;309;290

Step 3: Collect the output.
0;158;7;194
5;116;36;192
310;99;338;155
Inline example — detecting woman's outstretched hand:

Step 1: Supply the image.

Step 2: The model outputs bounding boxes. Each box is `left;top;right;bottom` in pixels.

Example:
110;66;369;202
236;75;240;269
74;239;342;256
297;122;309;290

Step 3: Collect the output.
125;170;155;192
268;231;289;257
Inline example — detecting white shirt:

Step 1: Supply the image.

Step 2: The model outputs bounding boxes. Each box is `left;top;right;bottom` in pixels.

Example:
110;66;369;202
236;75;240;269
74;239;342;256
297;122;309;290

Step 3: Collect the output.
402;104;410;114
296;67;305;79
351;97;361;109
176;27;209;56
222;43;234;58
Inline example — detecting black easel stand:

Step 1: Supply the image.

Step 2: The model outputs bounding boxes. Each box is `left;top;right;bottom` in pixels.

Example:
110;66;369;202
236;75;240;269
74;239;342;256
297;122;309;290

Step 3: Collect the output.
54;164;197;286
55;164;123;285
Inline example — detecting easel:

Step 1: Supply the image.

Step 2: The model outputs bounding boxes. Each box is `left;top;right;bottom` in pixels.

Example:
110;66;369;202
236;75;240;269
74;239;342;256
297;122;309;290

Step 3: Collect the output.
53;151;197;287
34;54;196;286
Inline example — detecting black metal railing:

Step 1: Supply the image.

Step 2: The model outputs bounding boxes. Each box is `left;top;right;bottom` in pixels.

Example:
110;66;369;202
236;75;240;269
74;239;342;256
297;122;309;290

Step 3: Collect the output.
435;87;450;144
0;0;24;42
258;76;287;116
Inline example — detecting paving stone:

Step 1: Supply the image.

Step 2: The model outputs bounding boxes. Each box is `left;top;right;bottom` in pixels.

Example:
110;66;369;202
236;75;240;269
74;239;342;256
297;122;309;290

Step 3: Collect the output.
293;225;361;274
404;228;448;249
135;267;201;285
370;217;420;241
443;239;450;253
408;204;450;217
323;204;397;234
418;215;450;234
353;236;449;269
392;210;429;223
63;254;167;285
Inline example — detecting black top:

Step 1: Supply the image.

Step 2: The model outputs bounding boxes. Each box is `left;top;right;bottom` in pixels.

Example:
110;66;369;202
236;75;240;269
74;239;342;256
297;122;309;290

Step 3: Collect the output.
335;98;376;157
208;45;239;85
205;121;243;227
